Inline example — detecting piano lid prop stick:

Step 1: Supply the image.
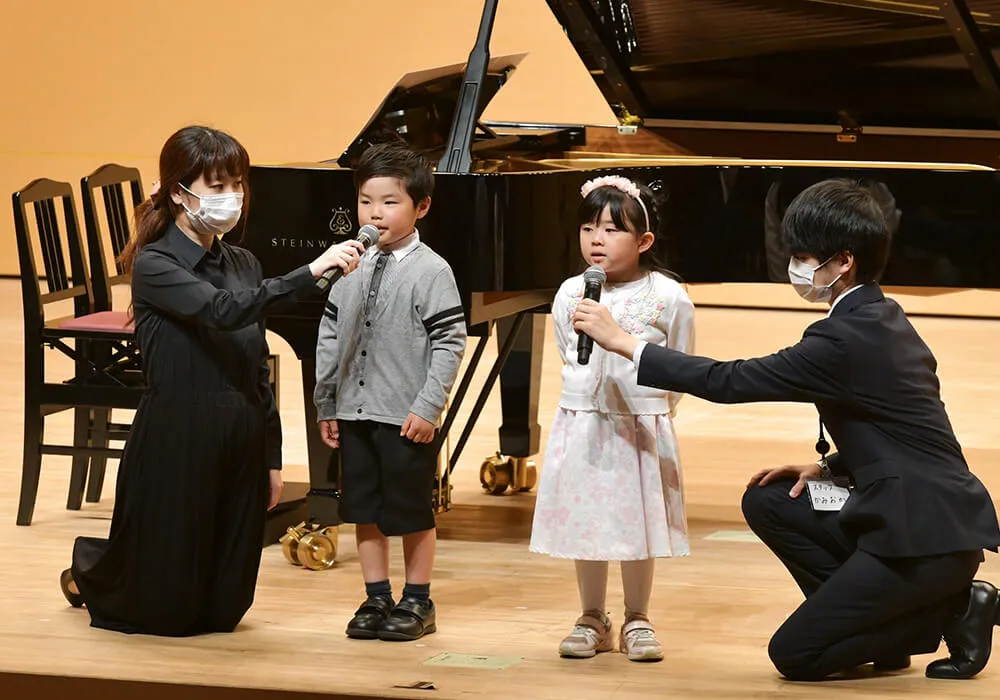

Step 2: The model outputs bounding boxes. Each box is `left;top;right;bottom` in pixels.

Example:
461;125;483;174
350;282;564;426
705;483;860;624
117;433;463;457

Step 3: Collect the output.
577;264;606;365
316;224;381;291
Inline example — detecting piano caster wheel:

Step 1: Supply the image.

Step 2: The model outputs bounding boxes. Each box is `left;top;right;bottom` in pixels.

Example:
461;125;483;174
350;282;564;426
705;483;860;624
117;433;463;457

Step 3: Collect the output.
297;528;338;570
480;453;514;495
279;521;338;570
514;459;538;492
279;521;308;566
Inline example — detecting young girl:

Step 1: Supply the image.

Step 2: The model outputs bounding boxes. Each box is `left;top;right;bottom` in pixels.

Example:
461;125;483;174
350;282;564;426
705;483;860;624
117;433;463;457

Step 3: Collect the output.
59;125;362;636
529;175;695;662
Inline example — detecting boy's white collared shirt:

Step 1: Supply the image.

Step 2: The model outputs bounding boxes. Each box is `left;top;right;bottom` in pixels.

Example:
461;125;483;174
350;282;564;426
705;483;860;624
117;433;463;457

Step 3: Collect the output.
368;228;420;261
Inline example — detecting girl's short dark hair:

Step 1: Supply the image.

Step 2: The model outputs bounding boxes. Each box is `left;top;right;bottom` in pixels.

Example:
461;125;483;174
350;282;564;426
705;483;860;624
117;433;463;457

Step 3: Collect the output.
577;179;676;277
781;178;892;283
355;142;434;204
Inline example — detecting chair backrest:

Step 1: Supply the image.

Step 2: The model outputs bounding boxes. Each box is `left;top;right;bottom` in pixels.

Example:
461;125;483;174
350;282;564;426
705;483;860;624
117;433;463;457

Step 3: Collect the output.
12;179;94;339
80;164;144;312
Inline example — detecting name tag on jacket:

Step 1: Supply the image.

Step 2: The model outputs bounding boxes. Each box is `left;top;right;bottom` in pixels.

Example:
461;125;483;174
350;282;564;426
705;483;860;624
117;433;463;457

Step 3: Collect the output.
806;479;851;512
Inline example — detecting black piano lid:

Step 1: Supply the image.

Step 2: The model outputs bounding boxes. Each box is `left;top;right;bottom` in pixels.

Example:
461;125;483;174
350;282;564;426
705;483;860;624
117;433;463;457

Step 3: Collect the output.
336;52;527;167
546;0;1000;134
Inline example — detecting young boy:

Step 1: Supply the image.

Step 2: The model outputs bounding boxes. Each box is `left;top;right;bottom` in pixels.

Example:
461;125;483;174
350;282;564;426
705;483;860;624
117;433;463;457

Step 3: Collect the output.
573;178;1000;681
314;142;466;642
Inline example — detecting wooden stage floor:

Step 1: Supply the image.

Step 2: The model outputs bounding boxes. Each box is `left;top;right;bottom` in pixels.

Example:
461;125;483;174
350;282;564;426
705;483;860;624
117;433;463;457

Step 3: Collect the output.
1;280;1000;698
7;500;1000;700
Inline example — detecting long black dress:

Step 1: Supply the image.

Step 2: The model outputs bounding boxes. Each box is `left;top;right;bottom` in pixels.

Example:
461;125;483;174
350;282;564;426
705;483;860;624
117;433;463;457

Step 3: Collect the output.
71;223;317;636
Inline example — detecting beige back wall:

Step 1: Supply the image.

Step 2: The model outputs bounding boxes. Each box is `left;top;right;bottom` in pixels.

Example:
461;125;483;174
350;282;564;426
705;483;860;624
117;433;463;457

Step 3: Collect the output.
0;0;614;277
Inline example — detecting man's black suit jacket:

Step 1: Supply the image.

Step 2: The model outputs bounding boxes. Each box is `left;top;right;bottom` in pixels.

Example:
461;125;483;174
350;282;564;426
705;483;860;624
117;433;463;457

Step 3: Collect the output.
638;283;1000;558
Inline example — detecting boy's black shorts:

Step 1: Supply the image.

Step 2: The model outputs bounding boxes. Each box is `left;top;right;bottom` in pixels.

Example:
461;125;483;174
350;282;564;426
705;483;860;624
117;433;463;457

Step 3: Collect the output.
337;419;437;536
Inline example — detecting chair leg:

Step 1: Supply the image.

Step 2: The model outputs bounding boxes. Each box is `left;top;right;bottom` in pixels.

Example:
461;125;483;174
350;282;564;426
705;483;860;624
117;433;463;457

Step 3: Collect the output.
18;405;44;527
85;408;110;503
67;408;90;510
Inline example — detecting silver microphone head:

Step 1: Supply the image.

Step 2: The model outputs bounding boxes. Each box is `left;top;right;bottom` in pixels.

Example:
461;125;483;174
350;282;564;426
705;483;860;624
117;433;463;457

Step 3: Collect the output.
583;264;607;285
357;224;381;249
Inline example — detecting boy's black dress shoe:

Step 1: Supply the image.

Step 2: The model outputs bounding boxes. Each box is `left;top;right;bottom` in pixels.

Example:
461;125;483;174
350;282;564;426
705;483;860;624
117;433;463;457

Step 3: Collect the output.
926;580;1000;679
59;568;84;608
378;597;436;641
346;595;395;639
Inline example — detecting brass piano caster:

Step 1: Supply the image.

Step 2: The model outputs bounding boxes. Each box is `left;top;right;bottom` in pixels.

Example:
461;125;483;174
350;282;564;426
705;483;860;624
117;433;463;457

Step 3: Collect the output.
279;521;338;570
515;459;538;492
479;454;538;495
280;524;305;566
297;529;338;570
480;453;514;495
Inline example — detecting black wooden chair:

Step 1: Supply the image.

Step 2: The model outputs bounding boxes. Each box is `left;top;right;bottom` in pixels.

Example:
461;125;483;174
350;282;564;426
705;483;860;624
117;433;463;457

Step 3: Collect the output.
13;178;143;526
78;164;145;504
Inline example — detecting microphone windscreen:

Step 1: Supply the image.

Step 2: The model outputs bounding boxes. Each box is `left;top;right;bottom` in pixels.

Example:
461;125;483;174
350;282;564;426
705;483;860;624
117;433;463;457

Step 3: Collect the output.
357;224;381;248
583;264;607;285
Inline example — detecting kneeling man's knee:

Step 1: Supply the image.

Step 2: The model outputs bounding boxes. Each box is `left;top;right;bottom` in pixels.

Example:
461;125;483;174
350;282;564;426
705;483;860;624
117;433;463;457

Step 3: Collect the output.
741;483;777;530
767;628;825;682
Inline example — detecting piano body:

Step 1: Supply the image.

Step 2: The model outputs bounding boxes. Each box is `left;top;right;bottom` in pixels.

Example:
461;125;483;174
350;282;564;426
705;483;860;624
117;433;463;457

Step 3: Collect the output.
241;0;1000;536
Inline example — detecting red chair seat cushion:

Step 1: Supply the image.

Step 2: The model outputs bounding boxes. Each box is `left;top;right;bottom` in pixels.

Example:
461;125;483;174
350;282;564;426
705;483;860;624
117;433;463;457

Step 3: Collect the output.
60;311;134;333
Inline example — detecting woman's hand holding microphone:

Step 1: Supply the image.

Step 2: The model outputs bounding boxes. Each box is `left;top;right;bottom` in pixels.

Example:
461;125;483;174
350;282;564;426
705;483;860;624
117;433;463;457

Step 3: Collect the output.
309;240;365;279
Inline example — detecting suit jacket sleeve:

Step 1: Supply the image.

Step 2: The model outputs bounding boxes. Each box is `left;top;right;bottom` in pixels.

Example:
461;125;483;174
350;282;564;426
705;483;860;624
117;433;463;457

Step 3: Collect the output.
636;322;848;405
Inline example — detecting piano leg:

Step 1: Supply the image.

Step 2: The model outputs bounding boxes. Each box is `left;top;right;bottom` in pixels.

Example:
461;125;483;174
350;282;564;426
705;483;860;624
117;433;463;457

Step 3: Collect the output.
487;312;544;494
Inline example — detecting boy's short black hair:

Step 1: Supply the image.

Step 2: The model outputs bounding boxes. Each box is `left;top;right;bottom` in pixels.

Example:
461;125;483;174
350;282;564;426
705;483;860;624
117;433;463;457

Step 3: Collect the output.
354;142;434;205
781;178;892;284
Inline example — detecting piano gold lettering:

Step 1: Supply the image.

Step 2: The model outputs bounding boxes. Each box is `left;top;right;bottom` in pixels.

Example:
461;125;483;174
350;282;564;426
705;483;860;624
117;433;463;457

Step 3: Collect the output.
270;238;326;249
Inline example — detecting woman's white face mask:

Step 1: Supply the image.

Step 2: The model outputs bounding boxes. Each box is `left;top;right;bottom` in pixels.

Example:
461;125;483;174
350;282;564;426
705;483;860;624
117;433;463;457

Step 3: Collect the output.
179;183;243;236
788;255;842;303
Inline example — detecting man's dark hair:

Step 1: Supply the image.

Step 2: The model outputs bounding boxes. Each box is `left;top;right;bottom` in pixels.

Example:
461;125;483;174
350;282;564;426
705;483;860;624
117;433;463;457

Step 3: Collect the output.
781;178;892;284
354;142;434;204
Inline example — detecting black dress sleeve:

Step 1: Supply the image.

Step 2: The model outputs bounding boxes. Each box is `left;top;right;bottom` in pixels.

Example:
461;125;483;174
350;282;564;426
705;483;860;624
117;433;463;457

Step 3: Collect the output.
257;326;282;471
247;254;284;472
132;249;315;331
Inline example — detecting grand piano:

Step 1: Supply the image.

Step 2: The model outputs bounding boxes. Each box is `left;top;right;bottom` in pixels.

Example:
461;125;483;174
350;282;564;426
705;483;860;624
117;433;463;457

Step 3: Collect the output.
240;0;1000;537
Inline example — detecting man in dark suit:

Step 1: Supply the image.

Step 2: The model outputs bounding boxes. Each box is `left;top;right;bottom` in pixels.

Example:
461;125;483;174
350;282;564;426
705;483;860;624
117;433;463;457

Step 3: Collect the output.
572;178;1000;681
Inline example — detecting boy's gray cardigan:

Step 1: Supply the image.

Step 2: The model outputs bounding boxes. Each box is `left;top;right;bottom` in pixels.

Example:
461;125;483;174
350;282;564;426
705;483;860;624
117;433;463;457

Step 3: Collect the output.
313;241;466;427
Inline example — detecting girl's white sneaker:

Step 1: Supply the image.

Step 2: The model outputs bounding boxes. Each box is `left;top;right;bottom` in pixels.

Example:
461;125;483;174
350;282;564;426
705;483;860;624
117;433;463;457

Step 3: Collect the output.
620;619;664;662
558;611;613;658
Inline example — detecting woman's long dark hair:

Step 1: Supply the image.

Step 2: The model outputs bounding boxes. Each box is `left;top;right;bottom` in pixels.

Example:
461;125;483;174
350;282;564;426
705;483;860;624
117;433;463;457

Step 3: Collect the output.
576;178;679;280
118;125;251;272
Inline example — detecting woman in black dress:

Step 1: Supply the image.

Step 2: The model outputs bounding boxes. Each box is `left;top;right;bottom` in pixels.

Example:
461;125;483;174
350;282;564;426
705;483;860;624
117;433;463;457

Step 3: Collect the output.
59;125;362;636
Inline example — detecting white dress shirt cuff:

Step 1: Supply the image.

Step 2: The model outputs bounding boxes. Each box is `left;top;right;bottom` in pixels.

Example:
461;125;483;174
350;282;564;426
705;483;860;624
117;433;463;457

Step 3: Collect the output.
632;340;648;367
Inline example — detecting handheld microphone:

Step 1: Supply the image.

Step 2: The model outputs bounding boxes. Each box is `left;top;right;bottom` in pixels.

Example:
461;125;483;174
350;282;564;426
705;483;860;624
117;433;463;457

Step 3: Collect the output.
316;224;381;291
577;264;606;365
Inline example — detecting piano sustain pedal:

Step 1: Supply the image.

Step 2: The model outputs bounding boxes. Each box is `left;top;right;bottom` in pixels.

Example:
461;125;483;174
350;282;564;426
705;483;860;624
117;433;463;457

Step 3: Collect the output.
479;453;538;496
278;521;338;571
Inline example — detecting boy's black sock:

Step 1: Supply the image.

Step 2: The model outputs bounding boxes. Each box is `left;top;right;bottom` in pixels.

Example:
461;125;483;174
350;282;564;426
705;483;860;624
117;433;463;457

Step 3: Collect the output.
365;579;392;599
402;582;431;602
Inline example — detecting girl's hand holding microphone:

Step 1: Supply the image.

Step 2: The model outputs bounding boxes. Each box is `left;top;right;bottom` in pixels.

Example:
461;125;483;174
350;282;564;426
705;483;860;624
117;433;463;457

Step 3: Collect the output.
309;240;364;279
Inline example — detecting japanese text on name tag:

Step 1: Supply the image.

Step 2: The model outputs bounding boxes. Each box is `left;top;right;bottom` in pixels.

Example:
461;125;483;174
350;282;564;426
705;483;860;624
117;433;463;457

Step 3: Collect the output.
806;479;850;512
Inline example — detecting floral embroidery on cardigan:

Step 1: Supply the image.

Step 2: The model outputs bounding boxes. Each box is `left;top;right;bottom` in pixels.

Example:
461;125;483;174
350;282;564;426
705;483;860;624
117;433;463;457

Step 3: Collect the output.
565;278;664;336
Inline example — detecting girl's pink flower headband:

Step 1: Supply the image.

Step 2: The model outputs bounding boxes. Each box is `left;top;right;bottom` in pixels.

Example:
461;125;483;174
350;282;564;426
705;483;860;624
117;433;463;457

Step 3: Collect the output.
580;175;650;231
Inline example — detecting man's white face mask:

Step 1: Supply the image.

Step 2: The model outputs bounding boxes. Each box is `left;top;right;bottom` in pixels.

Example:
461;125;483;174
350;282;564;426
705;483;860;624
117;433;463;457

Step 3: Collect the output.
788;255;842;303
